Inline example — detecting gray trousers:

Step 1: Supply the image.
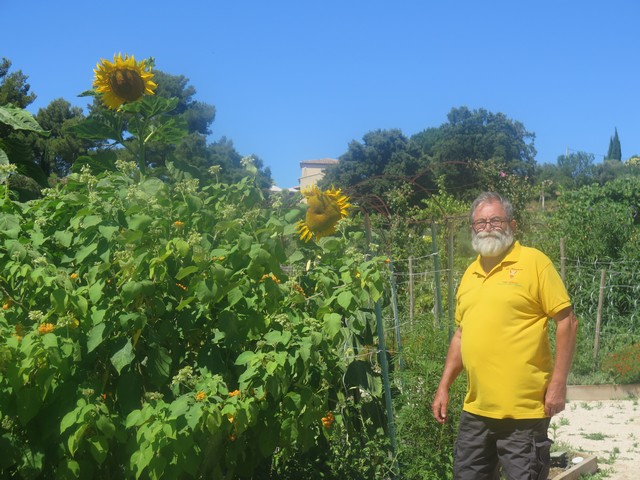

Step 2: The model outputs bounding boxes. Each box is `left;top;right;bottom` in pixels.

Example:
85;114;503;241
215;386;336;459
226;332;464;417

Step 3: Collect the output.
454;411;552;480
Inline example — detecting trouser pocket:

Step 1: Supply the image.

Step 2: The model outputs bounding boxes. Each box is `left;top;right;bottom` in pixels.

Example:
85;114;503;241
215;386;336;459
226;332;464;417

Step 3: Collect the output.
532;437;553;480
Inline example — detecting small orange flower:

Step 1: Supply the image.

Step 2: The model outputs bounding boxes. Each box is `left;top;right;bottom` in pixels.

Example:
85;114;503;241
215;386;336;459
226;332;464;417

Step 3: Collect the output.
260;273;280;284
321;411;335;429
227;414;235;423
173;221;185;229
38;323;55;335
2;303;10;310
195;391;207;402
292;284;305;295
228;389;240;397
70;273;79;280
176;282;188;291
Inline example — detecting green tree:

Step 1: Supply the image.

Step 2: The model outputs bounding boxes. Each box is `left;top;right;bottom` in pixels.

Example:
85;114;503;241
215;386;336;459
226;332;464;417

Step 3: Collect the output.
412;107;537;199
606;127;621;161
0;58;36;108
556;151;596;188
28;98;90;177
320;129;432;213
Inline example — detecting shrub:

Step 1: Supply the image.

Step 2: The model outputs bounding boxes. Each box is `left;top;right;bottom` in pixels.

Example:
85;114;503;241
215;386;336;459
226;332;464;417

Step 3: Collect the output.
601;343;640;384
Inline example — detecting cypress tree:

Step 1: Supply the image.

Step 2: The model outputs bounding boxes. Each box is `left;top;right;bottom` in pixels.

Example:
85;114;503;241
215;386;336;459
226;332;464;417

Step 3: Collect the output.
607;128;622;161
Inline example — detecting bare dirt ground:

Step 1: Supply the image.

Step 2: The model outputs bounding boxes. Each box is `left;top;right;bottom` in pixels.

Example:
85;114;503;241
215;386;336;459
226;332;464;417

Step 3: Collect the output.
550;399;640;479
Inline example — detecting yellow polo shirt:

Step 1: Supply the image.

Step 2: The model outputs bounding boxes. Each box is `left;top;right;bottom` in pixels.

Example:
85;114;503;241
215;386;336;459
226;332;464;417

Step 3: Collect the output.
455;241;571;419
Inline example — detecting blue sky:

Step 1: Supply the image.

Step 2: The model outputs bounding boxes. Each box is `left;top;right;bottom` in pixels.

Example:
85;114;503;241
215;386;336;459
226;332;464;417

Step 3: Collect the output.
3;1;640;188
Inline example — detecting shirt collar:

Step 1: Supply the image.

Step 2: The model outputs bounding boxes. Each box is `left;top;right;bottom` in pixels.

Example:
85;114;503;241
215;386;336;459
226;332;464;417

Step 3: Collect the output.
470;240;521;275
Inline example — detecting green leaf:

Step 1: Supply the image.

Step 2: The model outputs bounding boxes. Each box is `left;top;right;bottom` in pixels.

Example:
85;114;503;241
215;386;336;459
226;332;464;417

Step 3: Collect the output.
16;387;42;425
88;282;104;304
0;214;21;238
287;251;305;263
139;178;166;196
71;151;118;175
51;289;68;313
88;435;108;464
205;411;222;433
75;242;97;263
69;113;120;141
95;415;116;439
337;291;354;309
74;296;88;316
264;330;292;346
169;396;190;419
121;95;179;117
148;346;172;387
125;410;143;428
121;280;155;304
0;105;47;134
176;266;199;280
185;403;202;430
127;214;153;231
235;350;256;365
68;424;89;456
130;446;154;479
173;239;190;257
54;230;73;247
98;225;119;241
227;287;244;307
58;460;81;478
60;408;80;435
151;115;189;144
322;313;343;341
87;323;106;353
110;340;135;374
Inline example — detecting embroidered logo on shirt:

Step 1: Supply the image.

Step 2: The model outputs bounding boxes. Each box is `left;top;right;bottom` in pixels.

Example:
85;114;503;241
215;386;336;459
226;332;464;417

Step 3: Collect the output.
499;268;522;286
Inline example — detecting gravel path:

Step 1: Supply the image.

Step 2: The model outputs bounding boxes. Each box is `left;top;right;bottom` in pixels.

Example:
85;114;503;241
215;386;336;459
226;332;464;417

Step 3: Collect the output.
551;399;639;479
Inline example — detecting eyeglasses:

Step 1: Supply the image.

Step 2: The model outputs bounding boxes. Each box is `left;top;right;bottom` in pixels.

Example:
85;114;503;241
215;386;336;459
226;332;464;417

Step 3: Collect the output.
471;217;510;231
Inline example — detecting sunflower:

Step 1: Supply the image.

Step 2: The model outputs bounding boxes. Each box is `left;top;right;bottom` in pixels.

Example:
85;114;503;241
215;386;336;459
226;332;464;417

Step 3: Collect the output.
296;185;351;242
93;53;157;109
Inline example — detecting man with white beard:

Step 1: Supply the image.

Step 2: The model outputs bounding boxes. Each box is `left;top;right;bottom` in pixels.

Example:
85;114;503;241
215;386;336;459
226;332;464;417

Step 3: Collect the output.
431;192;578;480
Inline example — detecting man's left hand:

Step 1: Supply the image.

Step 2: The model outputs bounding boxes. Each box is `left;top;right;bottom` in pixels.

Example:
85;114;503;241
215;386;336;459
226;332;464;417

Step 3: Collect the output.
544;382;567;417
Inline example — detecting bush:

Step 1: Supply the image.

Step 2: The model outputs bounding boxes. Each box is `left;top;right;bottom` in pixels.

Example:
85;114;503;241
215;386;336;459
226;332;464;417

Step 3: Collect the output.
601;343;640;384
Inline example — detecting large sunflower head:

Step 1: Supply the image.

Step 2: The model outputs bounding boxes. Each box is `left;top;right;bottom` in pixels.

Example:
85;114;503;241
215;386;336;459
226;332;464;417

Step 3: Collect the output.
93;53;157;109
296;185;351;242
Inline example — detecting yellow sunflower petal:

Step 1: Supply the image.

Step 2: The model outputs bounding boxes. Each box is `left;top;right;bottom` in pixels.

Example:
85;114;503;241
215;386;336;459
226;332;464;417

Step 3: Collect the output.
92;53;157;109
296;185;351;242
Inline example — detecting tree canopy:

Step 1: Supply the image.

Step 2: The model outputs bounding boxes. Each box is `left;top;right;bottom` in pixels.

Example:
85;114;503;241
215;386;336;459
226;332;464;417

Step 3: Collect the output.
321;107;537;214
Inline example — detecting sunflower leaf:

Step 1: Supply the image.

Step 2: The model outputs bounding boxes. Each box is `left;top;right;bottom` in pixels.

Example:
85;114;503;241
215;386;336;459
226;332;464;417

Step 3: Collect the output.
0;105;48;134
70;114;122;141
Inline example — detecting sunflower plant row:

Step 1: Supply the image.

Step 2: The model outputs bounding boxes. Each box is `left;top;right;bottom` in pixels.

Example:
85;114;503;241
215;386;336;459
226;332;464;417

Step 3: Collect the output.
0;165;390;478
0;54;392;479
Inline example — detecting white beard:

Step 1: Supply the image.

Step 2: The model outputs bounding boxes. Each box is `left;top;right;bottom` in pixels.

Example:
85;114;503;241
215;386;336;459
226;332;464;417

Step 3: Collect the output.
472;228;514;257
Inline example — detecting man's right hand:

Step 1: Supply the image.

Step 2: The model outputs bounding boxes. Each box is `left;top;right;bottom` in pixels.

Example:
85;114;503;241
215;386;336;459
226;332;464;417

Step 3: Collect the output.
431;387;449;424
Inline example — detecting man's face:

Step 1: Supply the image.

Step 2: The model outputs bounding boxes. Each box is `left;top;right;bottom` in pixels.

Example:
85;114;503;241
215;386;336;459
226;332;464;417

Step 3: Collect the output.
470;200;515;258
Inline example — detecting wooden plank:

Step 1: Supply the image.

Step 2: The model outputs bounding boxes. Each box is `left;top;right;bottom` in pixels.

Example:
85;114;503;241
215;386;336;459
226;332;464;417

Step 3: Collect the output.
551;454;598;480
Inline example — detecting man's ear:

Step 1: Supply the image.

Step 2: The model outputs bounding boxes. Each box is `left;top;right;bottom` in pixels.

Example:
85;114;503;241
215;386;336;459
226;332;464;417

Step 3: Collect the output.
510;219;517;233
